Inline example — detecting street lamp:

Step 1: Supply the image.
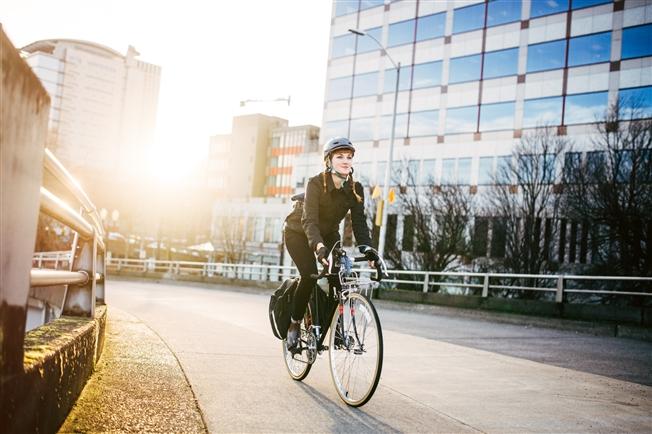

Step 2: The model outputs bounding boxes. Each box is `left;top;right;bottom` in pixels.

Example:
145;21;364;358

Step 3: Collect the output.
348;28;401;260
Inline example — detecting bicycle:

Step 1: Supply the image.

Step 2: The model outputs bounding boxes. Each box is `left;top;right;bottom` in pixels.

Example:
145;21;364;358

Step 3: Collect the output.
281;241;388;407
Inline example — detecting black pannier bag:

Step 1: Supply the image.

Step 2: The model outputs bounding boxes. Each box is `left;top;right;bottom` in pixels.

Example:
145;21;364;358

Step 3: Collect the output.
309;284;338;338
269;277;299;340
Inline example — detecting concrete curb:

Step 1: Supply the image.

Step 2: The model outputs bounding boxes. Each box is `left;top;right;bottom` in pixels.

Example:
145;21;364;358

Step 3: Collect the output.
0;305;106;433
59;306;207;433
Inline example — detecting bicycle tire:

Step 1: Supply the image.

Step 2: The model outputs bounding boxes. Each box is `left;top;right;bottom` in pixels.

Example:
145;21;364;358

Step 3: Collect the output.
328;292;383;407
282;305;313;381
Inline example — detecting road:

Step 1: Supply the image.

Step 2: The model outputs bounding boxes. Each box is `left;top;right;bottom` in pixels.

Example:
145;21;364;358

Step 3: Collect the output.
108;280;652;433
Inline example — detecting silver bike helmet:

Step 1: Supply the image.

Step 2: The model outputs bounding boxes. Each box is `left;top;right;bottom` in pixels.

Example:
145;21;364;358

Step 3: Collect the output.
323;137;355;160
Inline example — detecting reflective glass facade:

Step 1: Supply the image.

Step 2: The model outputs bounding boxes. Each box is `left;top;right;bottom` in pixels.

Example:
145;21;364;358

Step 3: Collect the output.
565;92;609;125
417;13;446;41
449;54;482;84
527;40;567;73
325;0;652;190
388;19;415;47
568;32;611;67
412;61;442;89
523;97;563;128
622;24;652;60
487;0;522;27
453;3;485;34
446;106;478;134
480;102;515;131
483;48;519;79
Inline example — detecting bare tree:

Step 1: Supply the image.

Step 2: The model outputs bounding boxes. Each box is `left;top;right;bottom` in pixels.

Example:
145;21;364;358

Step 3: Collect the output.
214;216;246;263
364;165;474;291
487;127;570;281
563;98;652;277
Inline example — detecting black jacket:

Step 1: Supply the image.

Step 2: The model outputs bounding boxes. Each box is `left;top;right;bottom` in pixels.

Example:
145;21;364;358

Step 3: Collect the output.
284;172;372;251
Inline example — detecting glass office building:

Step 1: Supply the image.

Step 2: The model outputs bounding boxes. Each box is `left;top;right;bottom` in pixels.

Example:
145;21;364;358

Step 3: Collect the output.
322;0;652;189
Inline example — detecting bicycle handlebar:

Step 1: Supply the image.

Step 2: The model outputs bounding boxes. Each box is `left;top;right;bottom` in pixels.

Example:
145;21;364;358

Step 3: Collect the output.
310;255;388;282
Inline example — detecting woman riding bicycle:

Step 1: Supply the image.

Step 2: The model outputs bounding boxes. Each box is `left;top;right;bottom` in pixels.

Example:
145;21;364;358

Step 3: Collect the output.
283;137;379;349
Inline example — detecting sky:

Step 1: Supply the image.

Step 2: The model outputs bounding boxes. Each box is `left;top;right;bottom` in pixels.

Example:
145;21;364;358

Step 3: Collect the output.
2;0;333;171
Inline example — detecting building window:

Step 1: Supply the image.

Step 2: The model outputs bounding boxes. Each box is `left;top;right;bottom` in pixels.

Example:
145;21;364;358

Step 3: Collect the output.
453;3;486;34
328;76;352;101
530;0;569;18
421;159;436;185
480;101;515;131
568;32;611;67
416;12;446;41
496;156;512;184
349;117;375;141
563;152;582;183
376;161;387;185
449;54;482;84
355;162;372;184
564;91;608;125
412;61;442;89
571;0;611;10
446;106;478;134
409;110;439;137
523;96;564;128
483;47;519;79
527;40;567;73
357;27;383;54
457;158;472;185
487;0;522;28
478;156;494;185
619;86;652;119
323;119;349;139
384;66;413;92
360;0;384;11
353;71;379;97
441;158;456;185
405;160;420;185
622;24;652;60
380;113;409;139
335;0;358;17
388;19;416;47
402;214;415;251
332;33;356;58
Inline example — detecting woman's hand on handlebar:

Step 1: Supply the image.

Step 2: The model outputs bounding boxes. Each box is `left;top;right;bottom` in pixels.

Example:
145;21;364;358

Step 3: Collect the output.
315;243;328;266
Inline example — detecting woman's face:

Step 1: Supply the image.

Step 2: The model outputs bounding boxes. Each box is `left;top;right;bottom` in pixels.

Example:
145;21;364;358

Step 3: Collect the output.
330;150;353;176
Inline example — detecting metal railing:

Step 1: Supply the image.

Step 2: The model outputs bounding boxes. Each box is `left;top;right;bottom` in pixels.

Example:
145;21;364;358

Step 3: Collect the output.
28;149;106;331
106;258;652;300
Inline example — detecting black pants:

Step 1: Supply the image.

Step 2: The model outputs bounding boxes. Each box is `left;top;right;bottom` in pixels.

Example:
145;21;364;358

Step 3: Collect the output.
284;229;339;321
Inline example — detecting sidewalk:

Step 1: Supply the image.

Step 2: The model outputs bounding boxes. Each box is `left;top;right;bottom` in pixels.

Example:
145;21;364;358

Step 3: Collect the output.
58;307;206;433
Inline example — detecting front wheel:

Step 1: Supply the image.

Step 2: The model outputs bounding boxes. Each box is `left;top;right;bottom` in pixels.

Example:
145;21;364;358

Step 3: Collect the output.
328;292;383;407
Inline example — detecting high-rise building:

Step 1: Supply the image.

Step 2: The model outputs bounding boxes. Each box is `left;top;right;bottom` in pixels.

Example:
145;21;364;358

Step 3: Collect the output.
21;39;161;235
323;0;652;188
266;125;321;197
21;39;161;177
323;0;652;263
208;114;288;198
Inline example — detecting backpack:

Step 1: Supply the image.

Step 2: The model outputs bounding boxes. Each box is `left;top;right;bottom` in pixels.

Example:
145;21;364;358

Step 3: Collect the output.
269;277;299;340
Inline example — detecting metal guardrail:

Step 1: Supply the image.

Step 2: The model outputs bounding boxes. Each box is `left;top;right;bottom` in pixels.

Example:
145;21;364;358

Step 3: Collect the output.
27;149;105;331
106;258;652;301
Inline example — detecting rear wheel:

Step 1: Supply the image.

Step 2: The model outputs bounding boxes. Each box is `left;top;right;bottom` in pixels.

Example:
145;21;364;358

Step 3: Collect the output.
328;292;383;407
282;306;313;381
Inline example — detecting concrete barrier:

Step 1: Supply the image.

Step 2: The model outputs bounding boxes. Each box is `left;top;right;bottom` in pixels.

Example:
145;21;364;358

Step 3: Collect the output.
1;306;107;433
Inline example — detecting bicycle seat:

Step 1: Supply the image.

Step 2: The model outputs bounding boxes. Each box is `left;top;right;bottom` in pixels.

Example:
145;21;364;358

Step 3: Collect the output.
291;193;305;202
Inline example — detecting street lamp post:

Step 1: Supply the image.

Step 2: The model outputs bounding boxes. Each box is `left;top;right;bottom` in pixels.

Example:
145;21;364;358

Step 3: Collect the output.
349;29;400;260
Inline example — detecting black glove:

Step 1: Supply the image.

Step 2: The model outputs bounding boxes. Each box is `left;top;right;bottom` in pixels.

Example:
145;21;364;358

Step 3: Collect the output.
316;246;328;264
359;245;379;262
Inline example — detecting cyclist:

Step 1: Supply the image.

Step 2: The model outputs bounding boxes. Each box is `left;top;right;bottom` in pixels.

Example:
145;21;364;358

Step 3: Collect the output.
283;137;379;349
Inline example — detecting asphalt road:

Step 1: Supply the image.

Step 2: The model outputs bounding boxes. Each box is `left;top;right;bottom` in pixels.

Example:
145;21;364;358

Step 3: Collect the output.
108;280;652;433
